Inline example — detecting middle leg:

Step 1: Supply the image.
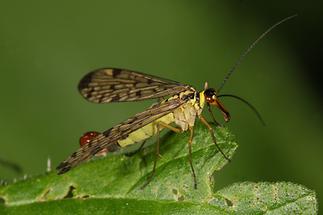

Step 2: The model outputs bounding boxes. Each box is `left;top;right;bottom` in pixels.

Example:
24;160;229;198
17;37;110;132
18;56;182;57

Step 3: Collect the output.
199;115;231;161
188;126;197;189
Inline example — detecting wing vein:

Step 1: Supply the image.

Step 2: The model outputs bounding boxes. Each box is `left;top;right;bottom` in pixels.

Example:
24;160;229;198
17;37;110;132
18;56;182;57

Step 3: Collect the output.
56;97;187;173
78;68;190;103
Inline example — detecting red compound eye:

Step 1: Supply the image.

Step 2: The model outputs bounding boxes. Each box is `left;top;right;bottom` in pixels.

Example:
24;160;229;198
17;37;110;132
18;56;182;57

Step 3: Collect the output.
79;131;100;147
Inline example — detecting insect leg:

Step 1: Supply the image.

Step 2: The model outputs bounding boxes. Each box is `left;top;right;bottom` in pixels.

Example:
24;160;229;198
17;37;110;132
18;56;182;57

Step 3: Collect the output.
156;121;182;134
141;122;182;189
199;115;231;161
140;123;161;189
207;103;222;126
188;126;197;189
125;140;147;157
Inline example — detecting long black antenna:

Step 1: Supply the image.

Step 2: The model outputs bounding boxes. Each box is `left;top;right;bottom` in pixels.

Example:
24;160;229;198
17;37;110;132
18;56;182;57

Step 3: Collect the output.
217;14;297;93
218;94;266;126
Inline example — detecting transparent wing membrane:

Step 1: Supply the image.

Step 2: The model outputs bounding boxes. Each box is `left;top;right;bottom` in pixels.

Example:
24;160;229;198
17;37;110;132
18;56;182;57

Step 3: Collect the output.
78;68;190;103
57;98;187;174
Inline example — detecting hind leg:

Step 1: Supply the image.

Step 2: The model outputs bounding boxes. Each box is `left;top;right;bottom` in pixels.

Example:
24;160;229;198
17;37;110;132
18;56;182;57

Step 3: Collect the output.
141;122;182;189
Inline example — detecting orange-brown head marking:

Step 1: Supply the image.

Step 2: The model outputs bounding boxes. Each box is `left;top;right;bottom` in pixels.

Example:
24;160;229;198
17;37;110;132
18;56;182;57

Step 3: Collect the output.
204;88;230;122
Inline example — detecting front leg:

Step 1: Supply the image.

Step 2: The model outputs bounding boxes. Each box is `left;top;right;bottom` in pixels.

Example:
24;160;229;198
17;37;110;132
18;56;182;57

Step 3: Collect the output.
207;103;222;127
199;115;231;161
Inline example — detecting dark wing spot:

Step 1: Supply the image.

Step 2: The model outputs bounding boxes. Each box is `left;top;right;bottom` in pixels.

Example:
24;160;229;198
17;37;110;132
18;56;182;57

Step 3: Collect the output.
97;95;104;103
112;69;122;77
78;71;94;91
71;152;78;158
111;94;120;102
103;128;112;137
147;79;153;84
56;162;71;174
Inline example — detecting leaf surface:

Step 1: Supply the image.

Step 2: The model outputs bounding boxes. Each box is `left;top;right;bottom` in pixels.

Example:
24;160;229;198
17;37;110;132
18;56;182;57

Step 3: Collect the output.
0;122;317;214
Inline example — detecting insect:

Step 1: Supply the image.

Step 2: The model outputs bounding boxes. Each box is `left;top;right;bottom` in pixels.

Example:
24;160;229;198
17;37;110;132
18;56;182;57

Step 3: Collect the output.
56;67;262;189
56;15;295;188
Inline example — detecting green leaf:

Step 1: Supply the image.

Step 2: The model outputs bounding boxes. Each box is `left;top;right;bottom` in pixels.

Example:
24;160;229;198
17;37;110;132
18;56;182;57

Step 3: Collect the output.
214;182;317;214
0;122;317;214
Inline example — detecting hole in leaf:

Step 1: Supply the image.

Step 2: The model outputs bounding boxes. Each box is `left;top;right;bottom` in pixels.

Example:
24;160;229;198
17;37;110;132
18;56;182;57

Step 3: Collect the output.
178;195;184;201
82;195;90;199
225;198;233;206
64;185;76;199
172;189;178;195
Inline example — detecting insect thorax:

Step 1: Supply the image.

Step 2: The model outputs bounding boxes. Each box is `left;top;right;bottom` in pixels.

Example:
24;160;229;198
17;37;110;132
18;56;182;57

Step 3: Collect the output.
172;89;204;131
116;89;203;147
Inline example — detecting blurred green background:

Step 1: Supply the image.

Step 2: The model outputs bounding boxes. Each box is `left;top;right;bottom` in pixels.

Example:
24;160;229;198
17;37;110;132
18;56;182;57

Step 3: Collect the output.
1;0;322;210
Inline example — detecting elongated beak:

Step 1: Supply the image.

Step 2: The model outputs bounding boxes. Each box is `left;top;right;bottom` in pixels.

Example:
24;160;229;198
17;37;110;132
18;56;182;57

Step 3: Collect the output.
210;99;230;122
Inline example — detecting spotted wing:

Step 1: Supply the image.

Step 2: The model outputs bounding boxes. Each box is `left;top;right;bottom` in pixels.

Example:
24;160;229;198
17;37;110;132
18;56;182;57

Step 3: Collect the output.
78;68;190;103
56;97;187;174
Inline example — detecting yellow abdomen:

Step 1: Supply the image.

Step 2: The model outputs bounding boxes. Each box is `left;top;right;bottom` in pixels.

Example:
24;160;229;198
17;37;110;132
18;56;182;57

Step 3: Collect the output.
117;112;175;147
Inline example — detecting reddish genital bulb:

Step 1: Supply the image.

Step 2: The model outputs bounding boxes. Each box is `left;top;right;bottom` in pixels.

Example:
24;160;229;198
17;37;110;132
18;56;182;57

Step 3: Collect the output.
79;131;108;156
